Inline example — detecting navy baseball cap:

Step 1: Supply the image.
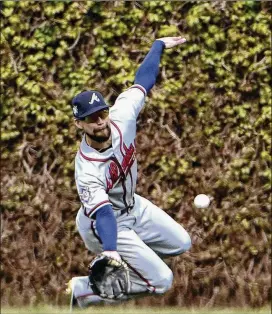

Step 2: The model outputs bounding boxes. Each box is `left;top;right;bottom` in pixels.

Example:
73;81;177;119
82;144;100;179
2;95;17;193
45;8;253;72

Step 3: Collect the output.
71;90;108;119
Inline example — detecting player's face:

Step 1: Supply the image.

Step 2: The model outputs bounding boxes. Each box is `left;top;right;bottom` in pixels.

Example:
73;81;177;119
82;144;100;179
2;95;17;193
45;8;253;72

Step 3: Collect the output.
75;109;111;143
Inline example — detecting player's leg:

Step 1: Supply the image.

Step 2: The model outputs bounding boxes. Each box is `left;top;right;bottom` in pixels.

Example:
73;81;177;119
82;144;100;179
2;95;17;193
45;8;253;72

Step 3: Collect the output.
76;219;174;295
68;276;102;311
132;194;192;257
116;228;173;295
72;208;174;307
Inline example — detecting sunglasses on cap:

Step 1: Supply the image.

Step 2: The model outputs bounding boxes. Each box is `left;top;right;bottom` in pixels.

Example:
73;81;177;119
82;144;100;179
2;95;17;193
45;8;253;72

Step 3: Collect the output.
81;109;109;123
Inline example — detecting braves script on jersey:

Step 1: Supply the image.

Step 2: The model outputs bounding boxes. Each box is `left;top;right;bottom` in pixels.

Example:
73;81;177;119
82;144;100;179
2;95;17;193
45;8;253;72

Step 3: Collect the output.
75;85;146;219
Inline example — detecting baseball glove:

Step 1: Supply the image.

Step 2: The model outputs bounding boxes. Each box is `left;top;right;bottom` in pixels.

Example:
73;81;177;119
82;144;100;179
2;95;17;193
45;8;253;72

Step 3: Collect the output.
88;253;130;299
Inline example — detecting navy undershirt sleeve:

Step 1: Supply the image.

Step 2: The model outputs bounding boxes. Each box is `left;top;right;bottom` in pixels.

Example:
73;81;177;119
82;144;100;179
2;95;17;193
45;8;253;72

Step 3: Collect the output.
134;40;165;93
95;204;117;251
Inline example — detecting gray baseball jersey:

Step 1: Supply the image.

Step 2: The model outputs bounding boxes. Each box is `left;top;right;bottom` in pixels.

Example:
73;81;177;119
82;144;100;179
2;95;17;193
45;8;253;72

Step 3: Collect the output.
75;84;145;220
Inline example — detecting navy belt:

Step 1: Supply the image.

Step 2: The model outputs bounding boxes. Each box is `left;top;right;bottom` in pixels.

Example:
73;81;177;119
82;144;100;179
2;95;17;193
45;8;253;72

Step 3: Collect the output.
120;198;135;215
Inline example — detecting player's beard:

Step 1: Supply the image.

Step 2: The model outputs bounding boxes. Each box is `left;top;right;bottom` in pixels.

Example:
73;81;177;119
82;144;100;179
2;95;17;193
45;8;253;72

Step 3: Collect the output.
87;126;111;143
89;134;110;143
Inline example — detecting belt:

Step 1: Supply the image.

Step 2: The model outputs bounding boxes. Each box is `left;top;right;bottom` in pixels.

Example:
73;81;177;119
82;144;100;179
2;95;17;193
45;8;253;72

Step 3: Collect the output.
120;197;135;216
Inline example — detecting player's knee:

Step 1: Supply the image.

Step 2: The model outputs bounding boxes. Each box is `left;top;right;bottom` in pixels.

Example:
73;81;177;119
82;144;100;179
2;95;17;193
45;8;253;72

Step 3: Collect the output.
155;268;173;294
162;269;174;293
174;231;192;255
181;232;192;252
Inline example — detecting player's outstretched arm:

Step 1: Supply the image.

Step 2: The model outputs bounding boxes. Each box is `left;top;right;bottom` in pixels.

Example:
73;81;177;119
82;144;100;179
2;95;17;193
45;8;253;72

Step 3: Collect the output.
134;36;186;93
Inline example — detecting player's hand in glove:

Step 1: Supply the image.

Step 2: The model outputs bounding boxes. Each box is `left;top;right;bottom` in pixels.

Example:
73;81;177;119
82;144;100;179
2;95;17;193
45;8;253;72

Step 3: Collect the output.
88;251;130;299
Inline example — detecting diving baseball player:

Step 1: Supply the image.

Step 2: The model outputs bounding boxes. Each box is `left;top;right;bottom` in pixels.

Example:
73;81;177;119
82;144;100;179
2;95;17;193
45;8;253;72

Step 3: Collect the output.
68;36;191;309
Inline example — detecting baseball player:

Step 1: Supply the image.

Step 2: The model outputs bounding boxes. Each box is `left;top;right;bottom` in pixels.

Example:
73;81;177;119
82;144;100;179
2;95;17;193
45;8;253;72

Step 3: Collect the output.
68;36;191;309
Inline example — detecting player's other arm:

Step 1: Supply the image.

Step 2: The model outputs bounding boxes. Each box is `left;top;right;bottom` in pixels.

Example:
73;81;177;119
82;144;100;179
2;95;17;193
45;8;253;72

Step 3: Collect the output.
134;36;186;93
95;204;121;260
77;177;120;260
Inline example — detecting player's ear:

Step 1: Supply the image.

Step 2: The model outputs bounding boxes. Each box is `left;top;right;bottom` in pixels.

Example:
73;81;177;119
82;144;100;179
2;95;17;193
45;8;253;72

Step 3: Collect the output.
74;118;83;129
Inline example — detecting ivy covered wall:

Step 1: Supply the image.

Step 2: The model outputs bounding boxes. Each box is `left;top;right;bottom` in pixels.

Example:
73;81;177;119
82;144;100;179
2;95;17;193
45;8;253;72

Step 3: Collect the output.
1;1;271;307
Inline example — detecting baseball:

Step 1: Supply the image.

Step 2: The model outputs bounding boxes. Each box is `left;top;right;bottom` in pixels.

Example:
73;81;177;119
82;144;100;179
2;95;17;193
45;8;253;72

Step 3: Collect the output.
194;194;210;208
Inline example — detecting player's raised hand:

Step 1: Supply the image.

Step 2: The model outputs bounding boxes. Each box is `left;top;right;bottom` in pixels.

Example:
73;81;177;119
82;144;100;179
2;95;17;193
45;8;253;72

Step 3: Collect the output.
157;36;186;48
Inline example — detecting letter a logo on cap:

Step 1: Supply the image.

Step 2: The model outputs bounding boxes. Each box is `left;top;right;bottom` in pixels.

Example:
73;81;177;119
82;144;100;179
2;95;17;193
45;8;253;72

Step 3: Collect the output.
73;105;78;115
89;93;100;105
